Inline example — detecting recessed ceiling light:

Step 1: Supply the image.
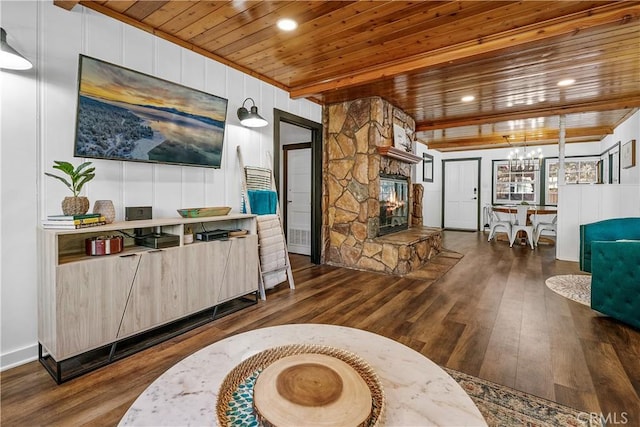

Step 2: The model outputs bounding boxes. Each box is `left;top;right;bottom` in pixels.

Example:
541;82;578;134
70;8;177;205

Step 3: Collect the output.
557;78;575;87
461;95;475;102
277;18;298;31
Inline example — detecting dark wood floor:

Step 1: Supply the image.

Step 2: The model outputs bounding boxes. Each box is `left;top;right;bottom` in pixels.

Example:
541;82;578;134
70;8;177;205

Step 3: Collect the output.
2;231;639;426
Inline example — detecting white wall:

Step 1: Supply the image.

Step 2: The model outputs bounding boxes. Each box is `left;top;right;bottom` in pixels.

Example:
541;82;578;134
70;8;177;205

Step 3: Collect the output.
281;122;312;145
0;0;40;371
611;110;640;185
0;1;321;370
556;110;640;262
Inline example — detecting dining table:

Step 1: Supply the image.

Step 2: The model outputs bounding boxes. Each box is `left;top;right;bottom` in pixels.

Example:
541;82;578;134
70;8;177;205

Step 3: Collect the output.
491;204;557;218
491;204;557;245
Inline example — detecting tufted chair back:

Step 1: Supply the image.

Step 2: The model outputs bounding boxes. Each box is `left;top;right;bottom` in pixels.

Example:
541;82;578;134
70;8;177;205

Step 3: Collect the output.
579;217;640;272
591;240;640;329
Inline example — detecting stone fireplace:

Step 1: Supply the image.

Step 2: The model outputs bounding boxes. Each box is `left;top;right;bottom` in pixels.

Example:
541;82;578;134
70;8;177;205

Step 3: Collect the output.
378;173;409;236
322;97;442;275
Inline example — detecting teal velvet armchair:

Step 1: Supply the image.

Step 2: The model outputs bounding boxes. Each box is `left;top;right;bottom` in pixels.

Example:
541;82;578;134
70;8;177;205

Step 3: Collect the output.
579;218;640;329
579;217;640;272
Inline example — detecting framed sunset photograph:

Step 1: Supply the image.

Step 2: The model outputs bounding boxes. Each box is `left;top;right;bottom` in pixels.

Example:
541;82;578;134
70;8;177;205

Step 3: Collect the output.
73;55;228;168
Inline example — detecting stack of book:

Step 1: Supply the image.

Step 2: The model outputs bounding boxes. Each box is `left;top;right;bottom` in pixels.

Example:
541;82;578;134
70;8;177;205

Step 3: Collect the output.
42;213;107;229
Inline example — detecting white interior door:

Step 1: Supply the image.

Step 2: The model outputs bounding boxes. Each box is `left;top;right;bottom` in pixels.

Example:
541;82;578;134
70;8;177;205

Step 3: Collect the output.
286;148;311;255
444;159;480;230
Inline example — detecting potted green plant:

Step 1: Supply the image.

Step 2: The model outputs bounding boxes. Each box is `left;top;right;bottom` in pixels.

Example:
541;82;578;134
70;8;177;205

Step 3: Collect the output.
45;160;95;215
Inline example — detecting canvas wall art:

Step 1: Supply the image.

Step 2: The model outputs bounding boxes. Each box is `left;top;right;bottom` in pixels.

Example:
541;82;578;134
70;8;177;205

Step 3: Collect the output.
74;55;228;168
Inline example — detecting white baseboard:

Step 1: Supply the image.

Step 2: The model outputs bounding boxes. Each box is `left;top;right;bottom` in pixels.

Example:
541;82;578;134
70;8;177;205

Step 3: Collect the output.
1;343;38;371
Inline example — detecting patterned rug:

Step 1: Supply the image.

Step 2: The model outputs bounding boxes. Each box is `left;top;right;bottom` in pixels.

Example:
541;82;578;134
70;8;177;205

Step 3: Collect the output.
445;368;595;427
544;274;592;306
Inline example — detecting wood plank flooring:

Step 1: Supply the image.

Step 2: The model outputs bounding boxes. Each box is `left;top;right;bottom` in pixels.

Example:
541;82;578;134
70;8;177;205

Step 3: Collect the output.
2;230;639;426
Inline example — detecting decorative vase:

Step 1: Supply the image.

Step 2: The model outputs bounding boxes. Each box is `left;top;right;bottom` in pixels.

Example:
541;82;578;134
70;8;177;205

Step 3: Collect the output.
93;200;116;224
62;196;90;216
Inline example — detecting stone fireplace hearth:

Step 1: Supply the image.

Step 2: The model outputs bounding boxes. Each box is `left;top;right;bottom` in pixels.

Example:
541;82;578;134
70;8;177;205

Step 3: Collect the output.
322;97;442;275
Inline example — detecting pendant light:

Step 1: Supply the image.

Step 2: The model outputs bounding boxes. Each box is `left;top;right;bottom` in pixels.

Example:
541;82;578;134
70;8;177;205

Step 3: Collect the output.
505;134;543;172
0;28;32;71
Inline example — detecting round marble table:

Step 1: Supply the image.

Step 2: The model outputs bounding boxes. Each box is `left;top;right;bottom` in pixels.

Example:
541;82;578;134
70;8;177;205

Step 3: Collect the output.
119;324;487;426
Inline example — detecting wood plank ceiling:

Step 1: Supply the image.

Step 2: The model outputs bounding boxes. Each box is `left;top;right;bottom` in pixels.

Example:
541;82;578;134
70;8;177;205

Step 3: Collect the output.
56;1;640;151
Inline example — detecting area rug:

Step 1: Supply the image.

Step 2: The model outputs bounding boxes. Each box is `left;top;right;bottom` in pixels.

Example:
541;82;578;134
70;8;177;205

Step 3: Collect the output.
445;367;596;427
545;274;592;306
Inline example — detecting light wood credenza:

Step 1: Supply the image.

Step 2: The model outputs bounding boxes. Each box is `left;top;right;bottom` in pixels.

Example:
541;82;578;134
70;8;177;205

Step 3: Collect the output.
38;213;258;383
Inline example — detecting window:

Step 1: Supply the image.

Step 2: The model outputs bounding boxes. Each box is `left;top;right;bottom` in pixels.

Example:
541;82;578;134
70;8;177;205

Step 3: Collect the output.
544;157;599;204
492;160;540;204
422;153;433;182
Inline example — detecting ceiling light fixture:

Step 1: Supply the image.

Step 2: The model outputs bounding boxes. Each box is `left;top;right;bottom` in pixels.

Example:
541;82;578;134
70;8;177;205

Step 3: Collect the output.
557;78;575;87
277;18;298;31
505;134;543;172
0;28;32;70
461;95;475;102
237;98;268;128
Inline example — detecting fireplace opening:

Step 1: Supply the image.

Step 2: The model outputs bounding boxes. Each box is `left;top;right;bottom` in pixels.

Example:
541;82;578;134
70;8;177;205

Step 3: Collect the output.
378;173;409;236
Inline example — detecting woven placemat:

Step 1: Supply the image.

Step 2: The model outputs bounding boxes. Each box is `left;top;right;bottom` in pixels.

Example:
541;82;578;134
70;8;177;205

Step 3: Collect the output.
216;344;385;427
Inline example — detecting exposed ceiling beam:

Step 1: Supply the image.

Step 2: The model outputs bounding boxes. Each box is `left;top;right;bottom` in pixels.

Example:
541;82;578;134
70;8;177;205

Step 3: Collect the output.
416;96;640;132
289;3;640;99
53;1;79;11
426;126;613;151
433;135;601;152
616;107;640;127
431;136;603;152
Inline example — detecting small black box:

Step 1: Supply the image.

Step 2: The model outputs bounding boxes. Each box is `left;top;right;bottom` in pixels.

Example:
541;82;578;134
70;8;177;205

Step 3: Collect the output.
196;229;229;241
135;233;180;249
125;206;152;221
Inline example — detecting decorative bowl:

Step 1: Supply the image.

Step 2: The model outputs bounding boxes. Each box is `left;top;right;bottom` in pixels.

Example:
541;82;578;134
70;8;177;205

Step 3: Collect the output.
177;206;231;218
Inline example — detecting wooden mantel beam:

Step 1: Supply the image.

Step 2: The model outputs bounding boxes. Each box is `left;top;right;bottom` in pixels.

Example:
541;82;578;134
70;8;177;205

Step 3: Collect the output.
289;3;640;99
415;96;640;132
53;1;79;11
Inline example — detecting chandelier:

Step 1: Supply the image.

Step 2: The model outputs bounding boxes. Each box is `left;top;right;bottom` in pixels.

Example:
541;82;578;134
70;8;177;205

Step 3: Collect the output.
505;135;543;172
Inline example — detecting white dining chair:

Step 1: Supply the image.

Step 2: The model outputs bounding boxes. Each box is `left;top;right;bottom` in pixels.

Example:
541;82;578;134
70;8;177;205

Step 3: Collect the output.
509;205;535;249
487;209;512;242
533;213;557;246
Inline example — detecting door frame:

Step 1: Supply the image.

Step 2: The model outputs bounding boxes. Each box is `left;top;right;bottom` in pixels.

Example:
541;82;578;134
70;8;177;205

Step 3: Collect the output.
441;157;482;230
273;109;323;264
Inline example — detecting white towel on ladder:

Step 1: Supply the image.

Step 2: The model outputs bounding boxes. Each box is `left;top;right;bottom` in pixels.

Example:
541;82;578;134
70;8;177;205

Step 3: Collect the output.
256;214;288;288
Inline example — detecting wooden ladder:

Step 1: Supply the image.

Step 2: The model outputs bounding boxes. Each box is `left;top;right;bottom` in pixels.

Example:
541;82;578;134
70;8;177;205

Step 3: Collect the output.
237;145;295;300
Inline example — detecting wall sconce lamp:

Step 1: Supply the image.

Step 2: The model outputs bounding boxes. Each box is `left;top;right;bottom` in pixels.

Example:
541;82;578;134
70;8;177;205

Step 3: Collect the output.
0;28;33;71
237;98;268;128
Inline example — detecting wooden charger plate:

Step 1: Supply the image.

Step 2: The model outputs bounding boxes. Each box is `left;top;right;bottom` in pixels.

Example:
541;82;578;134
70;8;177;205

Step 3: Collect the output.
254;353;371;426
216;344;385;427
